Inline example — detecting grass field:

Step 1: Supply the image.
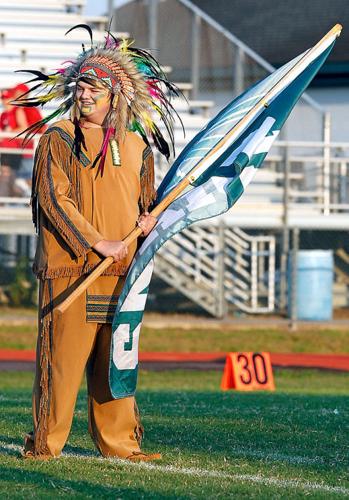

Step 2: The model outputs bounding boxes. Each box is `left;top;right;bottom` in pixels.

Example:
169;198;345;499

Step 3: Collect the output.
1;309;348;497
1;369;348;498
1;323;349;353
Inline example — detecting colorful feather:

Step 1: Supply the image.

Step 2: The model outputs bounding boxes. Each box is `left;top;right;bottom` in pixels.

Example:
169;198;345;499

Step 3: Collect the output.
65;24;93;48
15;23;183;162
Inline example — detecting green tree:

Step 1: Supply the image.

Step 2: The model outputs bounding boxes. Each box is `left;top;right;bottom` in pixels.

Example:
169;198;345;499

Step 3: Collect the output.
8;257;37;307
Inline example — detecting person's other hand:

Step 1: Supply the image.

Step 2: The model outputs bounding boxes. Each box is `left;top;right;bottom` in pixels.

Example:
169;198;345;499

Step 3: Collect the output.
137;212;157;237
93;240;128;262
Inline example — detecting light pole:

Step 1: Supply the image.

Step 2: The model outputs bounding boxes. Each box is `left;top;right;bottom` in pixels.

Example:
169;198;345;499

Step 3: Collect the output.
148;0;158;50
108;0;114;23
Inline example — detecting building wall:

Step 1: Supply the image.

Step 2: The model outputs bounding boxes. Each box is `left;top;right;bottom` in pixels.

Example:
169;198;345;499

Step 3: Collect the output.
308;88;349;142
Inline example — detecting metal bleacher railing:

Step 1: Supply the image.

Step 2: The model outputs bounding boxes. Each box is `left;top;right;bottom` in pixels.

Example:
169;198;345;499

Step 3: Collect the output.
3;136;348;225
152;138;349;315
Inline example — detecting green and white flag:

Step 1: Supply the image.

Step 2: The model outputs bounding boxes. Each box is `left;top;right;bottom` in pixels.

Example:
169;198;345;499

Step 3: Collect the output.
109;26;340;398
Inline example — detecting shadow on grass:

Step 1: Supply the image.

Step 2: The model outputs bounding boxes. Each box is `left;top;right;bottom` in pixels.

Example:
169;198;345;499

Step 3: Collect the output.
137;390;349;472
63;443;98;457
0;465;179;499
1;388;348;475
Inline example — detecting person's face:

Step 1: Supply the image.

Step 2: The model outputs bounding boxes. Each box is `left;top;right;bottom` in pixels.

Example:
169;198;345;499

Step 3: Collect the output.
75;80;111;122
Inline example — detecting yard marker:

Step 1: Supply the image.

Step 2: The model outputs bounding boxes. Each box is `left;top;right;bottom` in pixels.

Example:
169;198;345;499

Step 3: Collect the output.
221;351;275;391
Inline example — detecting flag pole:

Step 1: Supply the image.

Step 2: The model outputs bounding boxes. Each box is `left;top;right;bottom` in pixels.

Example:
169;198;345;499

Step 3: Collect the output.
56;175;193;314
55;24;341;314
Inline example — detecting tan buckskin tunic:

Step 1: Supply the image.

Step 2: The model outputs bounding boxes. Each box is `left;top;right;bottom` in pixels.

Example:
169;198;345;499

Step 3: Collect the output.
32;119;155;322
33;119;154;280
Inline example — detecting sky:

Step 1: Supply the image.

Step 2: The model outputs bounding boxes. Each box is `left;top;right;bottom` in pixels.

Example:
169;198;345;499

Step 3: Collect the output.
85;0;107;16
85;0;129;16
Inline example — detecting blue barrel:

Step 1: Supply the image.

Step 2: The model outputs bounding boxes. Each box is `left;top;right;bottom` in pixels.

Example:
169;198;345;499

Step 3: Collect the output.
288;250;334;320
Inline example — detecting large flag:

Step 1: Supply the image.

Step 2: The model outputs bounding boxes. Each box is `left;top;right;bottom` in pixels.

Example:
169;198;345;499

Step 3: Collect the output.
109;26;340;398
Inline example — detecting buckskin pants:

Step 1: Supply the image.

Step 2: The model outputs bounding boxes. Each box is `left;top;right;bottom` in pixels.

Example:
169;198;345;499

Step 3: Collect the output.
28;275;143;458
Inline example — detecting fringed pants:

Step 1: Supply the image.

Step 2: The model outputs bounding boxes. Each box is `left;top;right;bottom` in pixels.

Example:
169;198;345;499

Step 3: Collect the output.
28;276;143;458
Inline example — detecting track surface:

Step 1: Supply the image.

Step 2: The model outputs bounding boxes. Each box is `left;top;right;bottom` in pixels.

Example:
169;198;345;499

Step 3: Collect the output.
0;350;348;371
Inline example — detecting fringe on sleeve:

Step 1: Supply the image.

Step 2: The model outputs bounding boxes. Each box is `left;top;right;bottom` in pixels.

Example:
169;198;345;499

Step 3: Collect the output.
31;130;92;258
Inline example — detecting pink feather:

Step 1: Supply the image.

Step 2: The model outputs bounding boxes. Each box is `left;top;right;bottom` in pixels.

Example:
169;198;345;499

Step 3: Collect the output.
97;127;115;176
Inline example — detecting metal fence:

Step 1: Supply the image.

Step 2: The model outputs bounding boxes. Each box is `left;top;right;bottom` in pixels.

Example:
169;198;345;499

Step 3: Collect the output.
154;138;349;218
1;135;349;220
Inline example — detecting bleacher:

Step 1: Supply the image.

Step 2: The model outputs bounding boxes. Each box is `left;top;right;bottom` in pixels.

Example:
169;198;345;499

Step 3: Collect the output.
1;0;349;230
0;0;349;314
0;0;211;133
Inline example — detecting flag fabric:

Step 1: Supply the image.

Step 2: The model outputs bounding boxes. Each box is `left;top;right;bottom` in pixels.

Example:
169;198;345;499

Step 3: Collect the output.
109;29;339;399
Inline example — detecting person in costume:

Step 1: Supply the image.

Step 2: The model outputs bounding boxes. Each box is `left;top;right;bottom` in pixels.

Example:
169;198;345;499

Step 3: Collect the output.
16;24;180;461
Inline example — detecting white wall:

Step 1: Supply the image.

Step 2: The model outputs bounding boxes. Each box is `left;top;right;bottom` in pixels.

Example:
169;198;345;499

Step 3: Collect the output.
308;87;349;142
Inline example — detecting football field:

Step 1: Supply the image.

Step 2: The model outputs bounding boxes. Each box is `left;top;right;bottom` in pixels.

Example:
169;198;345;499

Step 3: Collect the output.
1;369;348;499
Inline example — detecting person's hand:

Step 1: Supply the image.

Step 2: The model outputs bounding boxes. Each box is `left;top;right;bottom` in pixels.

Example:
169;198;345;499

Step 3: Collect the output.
137;212;157;237
93;239;128;262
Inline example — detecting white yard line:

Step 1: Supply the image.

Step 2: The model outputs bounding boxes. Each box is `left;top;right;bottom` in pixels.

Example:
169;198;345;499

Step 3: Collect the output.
226;448;324;465
1;441;347;495
0;442;22;453
126;463;349;495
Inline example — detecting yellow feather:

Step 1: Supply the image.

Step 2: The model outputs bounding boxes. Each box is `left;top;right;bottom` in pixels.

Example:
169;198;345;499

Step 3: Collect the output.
141;112;155;131
119;38;134;53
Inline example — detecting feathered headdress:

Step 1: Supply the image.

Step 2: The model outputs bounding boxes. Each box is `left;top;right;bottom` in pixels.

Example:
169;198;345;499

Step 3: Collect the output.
14;24;182;174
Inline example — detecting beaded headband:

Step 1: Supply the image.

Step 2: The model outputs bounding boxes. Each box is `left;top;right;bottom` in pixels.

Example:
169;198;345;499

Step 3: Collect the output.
79;55;135;104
